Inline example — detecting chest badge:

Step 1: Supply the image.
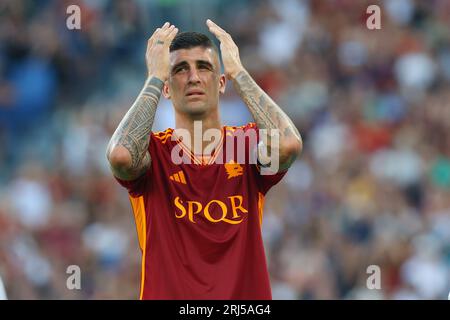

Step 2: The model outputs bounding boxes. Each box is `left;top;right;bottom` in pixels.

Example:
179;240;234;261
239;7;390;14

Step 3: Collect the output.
224;160;244;179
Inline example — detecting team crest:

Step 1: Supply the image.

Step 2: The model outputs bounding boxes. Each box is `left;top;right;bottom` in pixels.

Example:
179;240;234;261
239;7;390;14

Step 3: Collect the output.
224;160;243;179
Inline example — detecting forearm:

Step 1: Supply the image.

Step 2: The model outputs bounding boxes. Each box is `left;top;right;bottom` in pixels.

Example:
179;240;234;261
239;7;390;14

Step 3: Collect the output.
107;76;164;179
232;69;302;168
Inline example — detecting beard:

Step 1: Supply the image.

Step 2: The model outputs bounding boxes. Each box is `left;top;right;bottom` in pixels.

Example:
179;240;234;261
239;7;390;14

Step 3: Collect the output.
177;97;213;118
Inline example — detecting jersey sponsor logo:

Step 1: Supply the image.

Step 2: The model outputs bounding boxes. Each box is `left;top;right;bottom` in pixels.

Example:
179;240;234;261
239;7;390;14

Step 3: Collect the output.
174;195;248;224
169;170;187;184
224;160;243;179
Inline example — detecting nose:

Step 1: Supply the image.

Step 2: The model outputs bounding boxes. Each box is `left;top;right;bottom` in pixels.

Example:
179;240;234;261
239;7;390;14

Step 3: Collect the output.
188;68;201;84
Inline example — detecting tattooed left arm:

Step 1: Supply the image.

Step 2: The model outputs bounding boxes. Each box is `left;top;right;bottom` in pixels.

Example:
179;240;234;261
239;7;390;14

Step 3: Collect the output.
232;69;302;172
206;19;302;172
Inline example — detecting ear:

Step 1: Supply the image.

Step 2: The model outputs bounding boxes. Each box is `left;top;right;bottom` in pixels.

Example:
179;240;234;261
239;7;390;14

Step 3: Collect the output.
219;74;226;94
162;81;171;99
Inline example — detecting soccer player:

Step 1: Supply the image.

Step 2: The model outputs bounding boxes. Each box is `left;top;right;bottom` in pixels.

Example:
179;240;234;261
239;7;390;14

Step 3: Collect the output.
106;20;302;299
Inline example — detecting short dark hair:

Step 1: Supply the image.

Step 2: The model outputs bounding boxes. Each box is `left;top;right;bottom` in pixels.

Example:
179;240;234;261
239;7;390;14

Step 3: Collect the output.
169;31;218;53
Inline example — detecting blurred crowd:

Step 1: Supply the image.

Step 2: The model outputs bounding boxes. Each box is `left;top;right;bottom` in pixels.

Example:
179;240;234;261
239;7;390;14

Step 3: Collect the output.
0;0;449;299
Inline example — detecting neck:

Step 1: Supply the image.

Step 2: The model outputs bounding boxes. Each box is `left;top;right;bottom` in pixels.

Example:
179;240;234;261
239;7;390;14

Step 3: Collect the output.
174;109;223;155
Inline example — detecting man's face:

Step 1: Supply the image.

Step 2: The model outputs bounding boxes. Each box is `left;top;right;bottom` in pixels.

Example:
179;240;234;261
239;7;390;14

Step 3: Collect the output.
164;46;226;117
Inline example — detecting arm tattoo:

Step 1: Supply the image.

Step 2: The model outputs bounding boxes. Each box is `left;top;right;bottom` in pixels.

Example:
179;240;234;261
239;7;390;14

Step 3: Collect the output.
232;70;301;169
233;71;300;137
108;77;164;179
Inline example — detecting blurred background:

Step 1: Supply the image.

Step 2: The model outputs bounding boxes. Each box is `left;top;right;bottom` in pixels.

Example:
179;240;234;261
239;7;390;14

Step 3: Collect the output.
0;0;449;299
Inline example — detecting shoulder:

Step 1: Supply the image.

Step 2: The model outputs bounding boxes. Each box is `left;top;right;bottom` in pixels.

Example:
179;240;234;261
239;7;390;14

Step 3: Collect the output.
224;122;257;136
152;128;174;144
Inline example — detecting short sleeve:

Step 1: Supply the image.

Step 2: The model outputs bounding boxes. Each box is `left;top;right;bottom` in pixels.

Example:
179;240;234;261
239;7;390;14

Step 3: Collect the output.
241;122;288;195
253;165;287;195
114;171;150;197
113;133;156;197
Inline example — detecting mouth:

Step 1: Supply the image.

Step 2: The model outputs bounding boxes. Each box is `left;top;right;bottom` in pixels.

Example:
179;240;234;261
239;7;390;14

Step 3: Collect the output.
185;90;205;97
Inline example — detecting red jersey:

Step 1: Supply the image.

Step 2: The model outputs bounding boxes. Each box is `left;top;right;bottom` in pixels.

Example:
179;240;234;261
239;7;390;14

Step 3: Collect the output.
115;122;287;299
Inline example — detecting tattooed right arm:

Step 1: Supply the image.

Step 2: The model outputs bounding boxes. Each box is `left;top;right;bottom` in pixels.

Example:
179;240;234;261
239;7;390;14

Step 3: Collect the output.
106;77;163;181
107;23;178;181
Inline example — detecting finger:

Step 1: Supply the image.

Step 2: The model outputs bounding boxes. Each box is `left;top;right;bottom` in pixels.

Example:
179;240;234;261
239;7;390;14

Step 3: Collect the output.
161;24;176;37
162;22;173;35
156;25;174;43
207;25;226;41
153;23;170;39
167;27;178;42
149;27;161;41
167;28;178;46
149;27;160;42
206;21;222;35
149;27;164;46
154;26;175;47
153;27;161;36
206;19;222;30
206;19;228;35
150;23;172;47
206;20;229;41
154;23;169;36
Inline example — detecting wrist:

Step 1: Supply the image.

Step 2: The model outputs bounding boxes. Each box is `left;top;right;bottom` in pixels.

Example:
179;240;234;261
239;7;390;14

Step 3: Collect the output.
229;67;246;80
144;76;165;91
147;73;166;83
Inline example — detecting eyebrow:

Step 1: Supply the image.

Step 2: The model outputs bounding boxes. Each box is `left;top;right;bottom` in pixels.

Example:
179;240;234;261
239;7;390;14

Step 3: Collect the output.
171;60;214;73
197;60;214;69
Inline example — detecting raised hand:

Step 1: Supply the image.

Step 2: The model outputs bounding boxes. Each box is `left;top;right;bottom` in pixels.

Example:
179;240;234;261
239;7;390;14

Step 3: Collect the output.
206;19;244;80
146;22;179;81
